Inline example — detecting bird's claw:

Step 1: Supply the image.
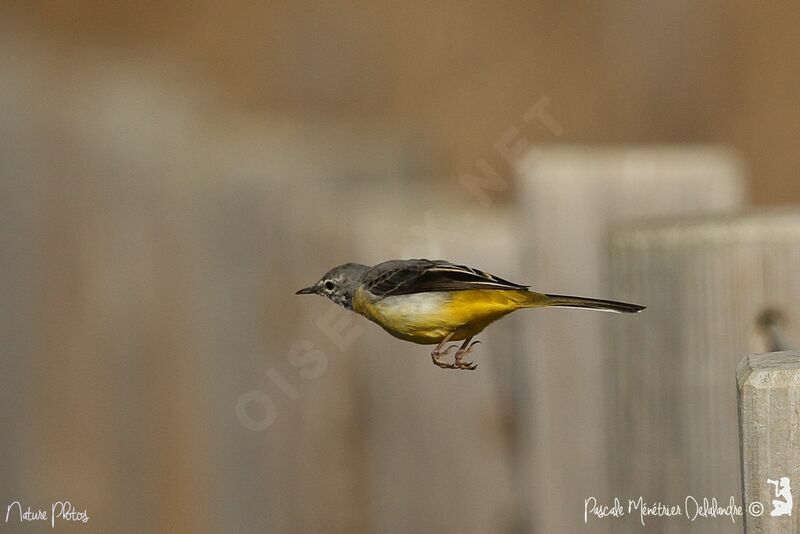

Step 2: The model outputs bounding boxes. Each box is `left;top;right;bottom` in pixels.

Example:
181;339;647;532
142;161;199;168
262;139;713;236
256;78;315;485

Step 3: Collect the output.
431;344;459;368
453;340;481;370
431;340;481;370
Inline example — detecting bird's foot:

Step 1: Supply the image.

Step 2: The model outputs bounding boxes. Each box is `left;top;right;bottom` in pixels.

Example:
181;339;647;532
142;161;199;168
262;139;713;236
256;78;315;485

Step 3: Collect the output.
454;340;481;370
431;344;458;369
431;340;481;370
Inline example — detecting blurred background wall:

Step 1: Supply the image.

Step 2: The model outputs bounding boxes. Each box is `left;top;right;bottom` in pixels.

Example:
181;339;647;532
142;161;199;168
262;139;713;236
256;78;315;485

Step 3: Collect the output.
4;1;800;204
1;2;799;533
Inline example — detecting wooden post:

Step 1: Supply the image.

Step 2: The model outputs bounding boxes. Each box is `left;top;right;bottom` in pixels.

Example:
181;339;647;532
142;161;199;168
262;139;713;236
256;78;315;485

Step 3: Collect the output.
738;352;800;533
204;125;410;534
1;47;413;534
353;191;519;534
516;146;746;533
609;211;800;533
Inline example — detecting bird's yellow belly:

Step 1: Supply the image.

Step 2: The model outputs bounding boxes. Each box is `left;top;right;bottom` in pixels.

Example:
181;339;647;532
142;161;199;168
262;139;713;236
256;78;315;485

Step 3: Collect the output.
353;288;535;344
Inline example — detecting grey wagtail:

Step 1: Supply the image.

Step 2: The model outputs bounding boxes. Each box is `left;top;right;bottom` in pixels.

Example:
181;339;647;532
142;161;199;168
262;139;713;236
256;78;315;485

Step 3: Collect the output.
296;259;645;370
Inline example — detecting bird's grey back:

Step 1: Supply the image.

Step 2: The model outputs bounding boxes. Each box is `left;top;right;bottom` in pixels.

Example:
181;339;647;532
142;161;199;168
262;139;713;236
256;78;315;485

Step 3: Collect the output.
362;258;527;297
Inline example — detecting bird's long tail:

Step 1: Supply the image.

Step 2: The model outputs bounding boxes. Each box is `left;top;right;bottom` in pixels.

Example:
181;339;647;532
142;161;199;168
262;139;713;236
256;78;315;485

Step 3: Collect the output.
537;293;645;314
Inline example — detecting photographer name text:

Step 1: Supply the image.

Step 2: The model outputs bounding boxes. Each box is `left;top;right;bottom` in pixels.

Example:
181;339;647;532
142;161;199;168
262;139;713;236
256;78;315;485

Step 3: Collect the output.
584;495;765;525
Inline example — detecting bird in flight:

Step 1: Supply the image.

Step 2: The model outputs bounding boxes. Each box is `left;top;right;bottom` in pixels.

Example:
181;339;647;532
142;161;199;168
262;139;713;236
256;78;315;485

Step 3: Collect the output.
296;259;645;370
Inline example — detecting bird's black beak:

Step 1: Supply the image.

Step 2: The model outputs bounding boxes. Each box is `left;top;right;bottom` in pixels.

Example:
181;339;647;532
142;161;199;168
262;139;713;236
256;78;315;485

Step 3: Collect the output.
295;286;316;295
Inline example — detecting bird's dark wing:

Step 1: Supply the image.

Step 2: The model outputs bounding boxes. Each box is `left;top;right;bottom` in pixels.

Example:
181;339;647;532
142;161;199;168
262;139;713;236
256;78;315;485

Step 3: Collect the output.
362;259;528;297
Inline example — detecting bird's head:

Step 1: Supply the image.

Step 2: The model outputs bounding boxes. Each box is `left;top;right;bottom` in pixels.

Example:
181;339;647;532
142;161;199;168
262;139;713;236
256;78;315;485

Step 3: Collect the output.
295;263;370;309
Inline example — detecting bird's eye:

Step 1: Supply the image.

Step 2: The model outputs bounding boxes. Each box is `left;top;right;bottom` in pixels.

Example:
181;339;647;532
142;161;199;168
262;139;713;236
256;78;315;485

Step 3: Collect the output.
324;281;335;291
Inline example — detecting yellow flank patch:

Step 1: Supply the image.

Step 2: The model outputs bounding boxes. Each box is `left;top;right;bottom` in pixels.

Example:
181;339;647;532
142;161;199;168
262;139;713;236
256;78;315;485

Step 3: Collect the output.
353;287;544;344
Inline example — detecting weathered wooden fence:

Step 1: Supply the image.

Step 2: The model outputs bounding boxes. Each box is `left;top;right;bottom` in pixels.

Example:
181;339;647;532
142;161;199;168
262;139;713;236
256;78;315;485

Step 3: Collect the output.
609;211;800;533
515;146;746;532
738;352;800;534
352;191;520;533
8;43;797;532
